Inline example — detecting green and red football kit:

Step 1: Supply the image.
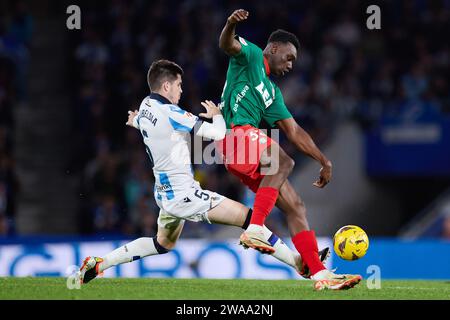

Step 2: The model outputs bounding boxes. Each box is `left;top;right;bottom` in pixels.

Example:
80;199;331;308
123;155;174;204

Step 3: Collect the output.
218;36;325;275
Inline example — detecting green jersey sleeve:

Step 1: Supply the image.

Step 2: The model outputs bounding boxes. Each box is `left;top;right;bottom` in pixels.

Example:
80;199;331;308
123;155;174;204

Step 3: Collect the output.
263;85;293;127
232;36;262;66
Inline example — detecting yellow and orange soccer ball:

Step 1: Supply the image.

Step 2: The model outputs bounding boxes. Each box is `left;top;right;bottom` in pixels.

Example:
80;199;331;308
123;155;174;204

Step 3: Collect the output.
333;225;369;260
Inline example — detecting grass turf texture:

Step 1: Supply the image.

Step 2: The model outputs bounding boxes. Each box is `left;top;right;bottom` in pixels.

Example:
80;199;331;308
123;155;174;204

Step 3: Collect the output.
1;277;450;300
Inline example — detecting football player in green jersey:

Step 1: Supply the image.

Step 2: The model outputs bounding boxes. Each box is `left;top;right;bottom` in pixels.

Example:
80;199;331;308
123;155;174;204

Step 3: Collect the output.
218;9;361;290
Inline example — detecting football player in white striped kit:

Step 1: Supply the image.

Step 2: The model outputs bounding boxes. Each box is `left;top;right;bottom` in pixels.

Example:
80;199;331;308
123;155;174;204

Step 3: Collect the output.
76;60;329;285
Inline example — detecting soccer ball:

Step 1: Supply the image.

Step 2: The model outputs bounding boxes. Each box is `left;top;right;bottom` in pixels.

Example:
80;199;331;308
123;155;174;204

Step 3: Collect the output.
333;225;369;260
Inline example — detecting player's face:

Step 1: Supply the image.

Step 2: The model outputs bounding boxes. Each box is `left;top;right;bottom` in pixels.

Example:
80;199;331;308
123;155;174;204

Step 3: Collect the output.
270;42;297;76
167;74;183;104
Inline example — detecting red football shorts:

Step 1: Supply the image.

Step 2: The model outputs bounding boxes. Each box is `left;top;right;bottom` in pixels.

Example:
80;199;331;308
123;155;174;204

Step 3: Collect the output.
216;125;274;193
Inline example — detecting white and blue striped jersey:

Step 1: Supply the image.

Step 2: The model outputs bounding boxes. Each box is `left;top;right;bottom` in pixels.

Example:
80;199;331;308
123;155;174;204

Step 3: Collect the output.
134;93;199;202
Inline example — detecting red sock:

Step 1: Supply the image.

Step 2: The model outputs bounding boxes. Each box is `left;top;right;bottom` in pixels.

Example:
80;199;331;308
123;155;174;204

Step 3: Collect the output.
250;187;279;226
292;230;325;275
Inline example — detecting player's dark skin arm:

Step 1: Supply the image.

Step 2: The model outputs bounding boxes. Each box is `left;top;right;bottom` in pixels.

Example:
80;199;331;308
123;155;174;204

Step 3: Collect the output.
219;9;249;56
277;118;332;188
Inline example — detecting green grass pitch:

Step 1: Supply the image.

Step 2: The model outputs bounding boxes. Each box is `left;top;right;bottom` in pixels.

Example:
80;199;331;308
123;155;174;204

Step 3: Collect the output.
1;277;450;300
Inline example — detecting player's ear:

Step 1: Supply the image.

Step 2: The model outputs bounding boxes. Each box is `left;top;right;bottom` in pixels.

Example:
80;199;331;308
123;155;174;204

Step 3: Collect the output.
162;81;170;92
270;43;278;54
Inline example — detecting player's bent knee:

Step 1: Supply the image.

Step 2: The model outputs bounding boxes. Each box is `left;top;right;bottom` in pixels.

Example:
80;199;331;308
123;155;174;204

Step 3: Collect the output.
154;237;173;253
287;157;295;171
280;156;295;175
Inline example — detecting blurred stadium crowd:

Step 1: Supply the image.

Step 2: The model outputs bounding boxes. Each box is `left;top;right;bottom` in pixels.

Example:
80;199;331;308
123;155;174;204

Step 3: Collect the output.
1;0;449;238
0;1;32;235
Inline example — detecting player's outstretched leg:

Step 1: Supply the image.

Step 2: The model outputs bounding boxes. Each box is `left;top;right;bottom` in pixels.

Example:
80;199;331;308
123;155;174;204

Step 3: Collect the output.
77;214;183;285
76;236;171;285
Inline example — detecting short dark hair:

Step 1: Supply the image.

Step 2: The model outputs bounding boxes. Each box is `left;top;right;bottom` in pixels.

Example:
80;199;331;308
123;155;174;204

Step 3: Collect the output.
147;59;184;91
268;29;300;50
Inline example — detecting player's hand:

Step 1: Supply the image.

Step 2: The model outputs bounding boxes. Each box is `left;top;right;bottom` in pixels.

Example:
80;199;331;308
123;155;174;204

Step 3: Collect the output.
227;9;249;25
126;110;139;128
313;161;332;188
199;100;221;119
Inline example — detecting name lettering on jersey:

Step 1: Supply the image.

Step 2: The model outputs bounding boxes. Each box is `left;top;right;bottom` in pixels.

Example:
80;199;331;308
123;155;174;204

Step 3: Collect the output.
233;85;249;112
255;81;273;108
140;109;158;126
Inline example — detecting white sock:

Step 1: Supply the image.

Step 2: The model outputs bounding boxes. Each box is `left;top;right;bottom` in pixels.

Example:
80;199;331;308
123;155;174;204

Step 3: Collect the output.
246;224;264;233
262;225;300;271
99;237;163;272
311;269;333;280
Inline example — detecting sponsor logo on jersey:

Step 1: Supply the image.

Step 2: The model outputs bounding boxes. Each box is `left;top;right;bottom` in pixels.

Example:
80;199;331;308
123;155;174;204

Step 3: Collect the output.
233;85;249;112
255;81;273;108
156;184;173;192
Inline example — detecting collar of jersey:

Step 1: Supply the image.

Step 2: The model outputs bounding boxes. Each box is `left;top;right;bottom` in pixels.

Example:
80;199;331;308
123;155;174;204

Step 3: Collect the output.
263;57;271;76
149;93;172;105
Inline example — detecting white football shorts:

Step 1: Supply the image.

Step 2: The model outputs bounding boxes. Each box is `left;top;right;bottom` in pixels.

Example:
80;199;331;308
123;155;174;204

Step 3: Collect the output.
156;182;225;229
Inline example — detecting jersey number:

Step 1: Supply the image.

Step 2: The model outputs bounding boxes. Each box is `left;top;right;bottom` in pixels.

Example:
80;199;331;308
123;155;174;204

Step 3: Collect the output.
250;130;259;141
194;190;210;201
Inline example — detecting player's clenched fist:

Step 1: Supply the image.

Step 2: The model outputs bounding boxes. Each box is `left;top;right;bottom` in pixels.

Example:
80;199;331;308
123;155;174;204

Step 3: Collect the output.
227;9;249;25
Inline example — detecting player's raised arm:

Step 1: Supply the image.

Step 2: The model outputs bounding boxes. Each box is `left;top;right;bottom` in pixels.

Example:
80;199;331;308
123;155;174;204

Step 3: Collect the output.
219;9;249;56
276;117;332;188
